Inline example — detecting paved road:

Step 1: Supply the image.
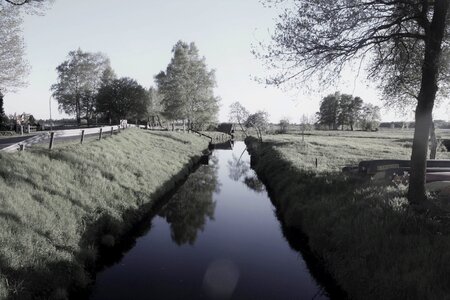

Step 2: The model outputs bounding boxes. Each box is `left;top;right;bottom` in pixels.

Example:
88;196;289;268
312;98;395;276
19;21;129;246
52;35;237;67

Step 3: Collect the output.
0;135;37;149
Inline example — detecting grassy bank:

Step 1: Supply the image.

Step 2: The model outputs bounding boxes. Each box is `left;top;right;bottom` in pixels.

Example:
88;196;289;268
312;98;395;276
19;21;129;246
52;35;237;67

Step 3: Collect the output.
246;133;450;300
0;129;208;299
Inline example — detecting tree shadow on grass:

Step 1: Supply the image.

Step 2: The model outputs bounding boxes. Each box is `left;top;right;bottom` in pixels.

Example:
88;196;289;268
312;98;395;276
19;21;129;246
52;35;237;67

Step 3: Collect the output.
0;253;85;300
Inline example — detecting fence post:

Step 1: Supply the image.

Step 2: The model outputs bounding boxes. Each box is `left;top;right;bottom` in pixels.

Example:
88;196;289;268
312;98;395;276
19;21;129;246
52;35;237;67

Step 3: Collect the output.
20;125;23;136
49;132;55;150
118;125;121;133
110;127;114;137
80;130;85;144
99;128;103;140
27;124;31;133
315;158;318;168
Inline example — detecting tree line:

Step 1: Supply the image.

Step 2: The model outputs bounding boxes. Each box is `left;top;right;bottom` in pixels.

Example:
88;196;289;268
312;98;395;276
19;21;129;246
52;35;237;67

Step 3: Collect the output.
50;42;219;128
1;2;220;131
316;92;381;131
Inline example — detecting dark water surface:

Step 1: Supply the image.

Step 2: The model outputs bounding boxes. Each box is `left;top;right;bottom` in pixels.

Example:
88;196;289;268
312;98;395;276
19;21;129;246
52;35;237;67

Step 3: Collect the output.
90;141;329;300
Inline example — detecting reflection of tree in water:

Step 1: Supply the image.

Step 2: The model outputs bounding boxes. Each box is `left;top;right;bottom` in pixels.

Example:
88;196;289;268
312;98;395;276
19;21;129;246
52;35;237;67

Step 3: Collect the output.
227;148;265;193
159;155;220;245
243;176;265;193
228;150;249;181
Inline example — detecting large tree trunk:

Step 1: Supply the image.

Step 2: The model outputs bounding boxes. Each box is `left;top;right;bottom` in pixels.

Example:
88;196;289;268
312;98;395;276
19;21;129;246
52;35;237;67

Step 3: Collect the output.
408;1;449;205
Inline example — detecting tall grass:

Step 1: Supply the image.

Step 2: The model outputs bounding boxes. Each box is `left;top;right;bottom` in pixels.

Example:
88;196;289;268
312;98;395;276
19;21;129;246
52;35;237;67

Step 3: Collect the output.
0;129;208;299
246;134;450;300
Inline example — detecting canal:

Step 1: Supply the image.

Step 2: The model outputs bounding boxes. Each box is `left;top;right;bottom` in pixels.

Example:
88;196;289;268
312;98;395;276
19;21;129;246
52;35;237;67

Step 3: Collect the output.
90;141;329;299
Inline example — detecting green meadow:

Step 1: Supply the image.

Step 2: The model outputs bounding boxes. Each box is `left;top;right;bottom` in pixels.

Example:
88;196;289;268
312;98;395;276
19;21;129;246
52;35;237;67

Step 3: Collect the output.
246;130;450;300
0;129;208;299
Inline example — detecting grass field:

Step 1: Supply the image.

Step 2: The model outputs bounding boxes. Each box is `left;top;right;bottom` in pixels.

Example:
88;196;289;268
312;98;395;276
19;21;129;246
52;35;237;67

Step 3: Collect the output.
0;129;208;299
262;130;450;172
246;130;450;300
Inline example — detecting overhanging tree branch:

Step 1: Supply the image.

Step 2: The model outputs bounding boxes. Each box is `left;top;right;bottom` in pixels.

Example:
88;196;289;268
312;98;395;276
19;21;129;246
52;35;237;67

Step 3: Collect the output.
257;0;450;205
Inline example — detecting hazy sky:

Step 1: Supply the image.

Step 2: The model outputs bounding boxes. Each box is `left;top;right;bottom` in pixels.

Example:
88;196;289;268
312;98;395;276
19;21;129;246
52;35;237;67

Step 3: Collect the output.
4;0;449;122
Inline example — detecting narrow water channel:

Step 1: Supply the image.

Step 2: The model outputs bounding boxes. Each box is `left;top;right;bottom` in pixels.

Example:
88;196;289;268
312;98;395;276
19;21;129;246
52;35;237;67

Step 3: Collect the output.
90;141;329;300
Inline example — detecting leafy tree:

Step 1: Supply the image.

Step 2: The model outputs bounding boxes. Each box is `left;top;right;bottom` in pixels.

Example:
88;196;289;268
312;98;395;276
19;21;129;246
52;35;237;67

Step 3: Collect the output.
28;114;35;125
0;1;53;92
279;118;289;133
317;93;340;130
348;97;363;131
360;104;381;131
96;77;149;124
51;49;111;125
337;94;353;130
337;94;364;131
245;111;269;141
228;101;249;137
0;5;29;92
145;87;164;127
155;41;219;129
99;65;116;87
258;0;450;205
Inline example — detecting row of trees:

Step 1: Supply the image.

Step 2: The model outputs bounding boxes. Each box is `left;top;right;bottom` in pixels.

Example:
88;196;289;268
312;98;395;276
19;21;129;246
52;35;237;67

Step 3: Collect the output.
51;42;219;128
316;92;381;131
1;1;219;129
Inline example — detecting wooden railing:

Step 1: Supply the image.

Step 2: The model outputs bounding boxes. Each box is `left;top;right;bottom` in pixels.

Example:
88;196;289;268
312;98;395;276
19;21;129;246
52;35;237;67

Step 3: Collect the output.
1;125;126;153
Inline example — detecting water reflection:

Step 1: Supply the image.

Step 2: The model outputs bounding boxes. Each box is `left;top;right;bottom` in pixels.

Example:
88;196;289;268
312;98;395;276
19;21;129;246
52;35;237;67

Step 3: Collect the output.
158;155;220;245
90;142;333;300
227;148;264;193
243;176;265;193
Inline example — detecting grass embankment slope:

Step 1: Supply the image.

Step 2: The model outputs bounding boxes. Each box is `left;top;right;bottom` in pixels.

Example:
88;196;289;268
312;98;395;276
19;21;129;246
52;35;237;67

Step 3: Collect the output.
246;131;450;300
0;129;208;299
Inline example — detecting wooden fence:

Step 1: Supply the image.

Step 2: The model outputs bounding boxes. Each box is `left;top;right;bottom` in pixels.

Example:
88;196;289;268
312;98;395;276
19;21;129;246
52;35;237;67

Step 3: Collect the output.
0;124;131;153
0;123;234;153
